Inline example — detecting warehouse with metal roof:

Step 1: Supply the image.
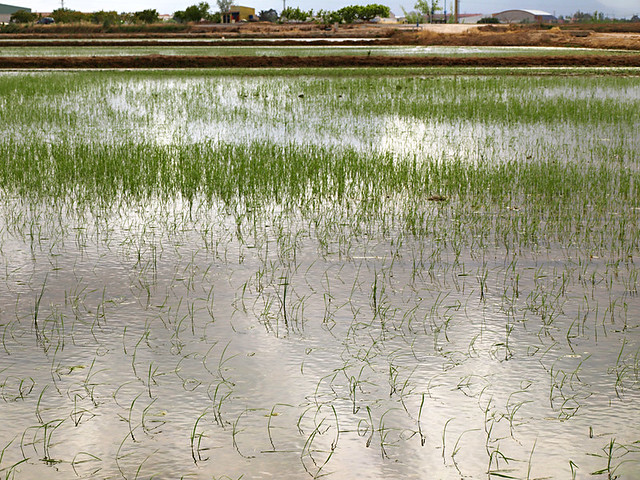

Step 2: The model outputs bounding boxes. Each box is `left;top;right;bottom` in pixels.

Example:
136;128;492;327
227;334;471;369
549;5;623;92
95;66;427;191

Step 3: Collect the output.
0;3;31;23
493;9;556;23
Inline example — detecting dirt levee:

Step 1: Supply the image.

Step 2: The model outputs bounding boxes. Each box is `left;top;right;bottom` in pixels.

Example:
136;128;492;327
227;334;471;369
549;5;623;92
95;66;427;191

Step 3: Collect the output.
2;25;640;50
2;54;640;69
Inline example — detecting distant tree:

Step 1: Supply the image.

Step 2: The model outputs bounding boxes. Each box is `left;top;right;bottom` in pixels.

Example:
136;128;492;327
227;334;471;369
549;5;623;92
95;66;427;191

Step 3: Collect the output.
184;6;201;21
358;4;390;21
51;8;86;23
571;10;610;23
89;10;120;25
316;4;390;24
216;0;234;13
572;11;592;23
317;9;342;24
258;9;278;22
120;12;134;23
477;16;499;23
414;0;440;23
10;9;37;23
197;2;212;19
631;14;640;22
185;4;204;20
174;2;211;22
336;5;359;23
281;7;312;21
402;7;423;25
134;9;159;23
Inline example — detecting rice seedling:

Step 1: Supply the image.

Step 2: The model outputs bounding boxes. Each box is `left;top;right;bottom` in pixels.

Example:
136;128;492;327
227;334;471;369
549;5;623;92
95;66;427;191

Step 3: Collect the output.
190;410;209;464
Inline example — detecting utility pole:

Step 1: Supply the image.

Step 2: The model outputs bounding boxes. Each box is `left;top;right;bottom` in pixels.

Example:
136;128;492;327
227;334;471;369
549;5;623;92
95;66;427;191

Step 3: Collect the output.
282;0;286;13
454;0;459;23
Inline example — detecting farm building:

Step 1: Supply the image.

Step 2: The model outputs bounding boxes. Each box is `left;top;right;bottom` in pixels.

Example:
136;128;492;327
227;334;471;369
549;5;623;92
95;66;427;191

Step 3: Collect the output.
0;2;30;23
493;9;556;23
222;6;255;23
458;13;485;23
431;13;484;23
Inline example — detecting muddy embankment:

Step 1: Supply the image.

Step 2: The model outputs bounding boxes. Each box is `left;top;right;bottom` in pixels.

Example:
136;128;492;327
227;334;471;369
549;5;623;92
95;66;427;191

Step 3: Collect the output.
2;25;640;69
394;27;640;51
2;23;640;49
2;54;640;69
0;39;391;47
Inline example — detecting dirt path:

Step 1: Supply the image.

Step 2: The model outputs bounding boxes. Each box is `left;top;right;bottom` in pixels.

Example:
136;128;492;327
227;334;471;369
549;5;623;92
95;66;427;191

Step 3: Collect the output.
418;24;483;34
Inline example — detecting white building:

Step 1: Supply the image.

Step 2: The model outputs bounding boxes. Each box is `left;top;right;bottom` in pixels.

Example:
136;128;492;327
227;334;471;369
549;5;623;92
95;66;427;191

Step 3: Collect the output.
493;9;556;23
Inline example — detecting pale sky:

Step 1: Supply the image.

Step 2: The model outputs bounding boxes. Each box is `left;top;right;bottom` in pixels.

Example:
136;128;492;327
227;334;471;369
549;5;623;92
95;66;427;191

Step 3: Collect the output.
22;0;639;19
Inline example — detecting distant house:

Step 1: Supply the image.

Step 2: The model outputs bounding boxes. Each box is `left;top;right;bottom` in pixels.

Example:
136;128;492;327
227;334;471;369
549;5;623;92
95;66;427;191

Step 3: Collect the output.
493;9;556;23
0;2;31;23
222;6;255;23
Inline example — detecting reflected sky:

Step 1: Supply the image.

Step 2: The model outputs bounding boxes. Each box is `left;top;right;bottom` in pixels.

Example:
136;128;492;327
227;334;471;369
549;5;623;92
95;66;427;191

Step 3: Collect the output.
0;44;624;57
0;72;639;479
2;74;638;167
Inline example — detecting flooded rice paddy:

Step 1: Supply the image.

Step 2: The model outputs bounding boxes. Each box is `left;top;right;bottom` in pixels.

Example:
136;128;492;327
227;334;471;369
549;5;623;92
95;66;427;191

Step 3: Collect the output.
0;70;639;479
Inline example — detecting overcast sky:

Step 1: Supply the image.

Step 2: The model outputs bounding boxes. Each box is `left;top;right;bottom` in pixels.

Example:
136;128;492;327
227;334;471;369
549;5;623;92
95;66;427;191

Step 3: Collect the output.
23;0;639;19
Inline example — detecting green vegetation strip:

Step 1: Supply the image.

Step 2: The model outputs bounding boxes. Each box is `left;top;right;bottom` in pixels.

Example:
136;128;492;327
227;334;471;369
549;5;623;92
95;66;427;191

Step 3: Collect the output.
1;138;637;255
1;140;635;202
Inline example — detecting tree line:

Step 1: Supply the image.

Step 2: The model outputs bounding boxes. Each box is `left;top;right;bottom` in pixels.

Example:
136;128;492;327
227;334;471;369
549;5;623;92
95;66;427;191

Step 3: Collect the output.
10;3;639;25
278;4;389;23
9;2;392;25
10;8;162;25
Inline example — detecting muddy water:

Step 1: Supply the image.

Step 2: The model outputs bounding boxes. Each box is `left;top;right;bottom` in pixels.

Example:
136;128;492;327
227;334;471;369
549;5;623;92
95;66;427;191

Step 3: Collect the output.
0;72;639;479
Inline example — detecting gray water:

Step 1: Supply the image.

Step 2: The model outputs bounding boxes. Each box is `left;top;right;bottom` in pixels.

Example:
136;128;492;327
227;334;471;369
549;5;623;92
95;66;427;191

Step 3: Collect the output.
1;195;638;479
0;72;639;479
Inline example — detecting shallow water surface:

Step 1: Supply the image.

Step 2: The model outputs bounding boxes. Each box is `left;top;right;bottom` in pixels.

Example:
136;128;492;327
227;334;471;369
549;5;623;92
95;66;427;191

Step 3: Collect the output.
0;71;639;479
0;44;627;57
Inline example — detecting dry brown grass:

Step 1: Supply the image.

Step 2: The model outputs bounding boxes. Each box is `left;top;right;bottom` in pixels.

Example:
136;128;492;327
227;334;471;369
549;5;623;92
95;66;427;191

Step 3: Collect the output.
392;27;640;50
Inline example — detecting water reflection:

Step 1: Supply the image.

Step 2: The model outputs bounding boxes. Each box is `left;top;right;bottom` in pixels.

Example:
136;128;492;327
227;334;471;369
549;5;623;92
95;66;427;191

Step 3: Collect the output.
0;45;613;58
3;75;637;168
0;73;639;479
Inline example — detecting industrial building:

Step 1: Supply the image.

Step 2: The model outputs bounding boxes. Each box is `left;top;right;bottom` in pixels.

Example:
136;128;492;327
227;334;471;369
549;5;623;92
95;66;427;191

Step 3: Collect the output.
221;6;255;23
0;2;31;23
431;12;484;23
493;9;556;23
